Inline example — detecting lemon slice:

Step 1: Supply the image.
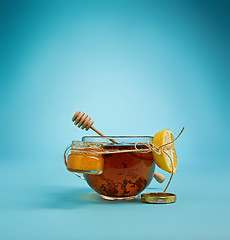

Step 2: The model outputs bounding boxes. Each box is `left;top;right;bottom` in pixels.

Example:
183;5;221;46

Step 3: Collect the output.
152;129;177;174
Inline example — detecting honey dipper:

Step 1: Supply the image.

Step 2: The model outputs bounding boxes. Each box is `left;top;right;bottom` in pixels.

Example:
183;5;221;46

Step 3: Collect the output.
72;111;165;183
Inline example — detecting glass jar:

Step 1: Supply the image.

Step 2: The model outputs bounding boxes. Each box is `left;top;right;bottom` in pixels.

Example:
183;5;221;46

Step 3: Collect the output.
64;140;104;175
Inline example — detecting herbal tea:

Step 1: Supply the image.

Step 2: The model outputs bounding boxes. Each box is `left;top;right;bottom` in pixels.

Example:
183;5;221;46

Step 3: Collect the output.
84;145;155;199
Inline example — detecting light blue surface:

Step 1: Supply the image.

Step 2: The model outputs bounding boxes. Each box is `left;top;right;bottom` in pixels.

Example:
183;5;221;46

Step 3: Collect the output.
1;1;230;239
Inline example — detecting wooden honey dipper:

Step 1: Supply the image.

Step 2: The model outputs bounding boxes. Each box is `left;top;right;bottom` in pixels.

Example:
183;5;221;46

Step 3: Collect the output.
72;111;165;183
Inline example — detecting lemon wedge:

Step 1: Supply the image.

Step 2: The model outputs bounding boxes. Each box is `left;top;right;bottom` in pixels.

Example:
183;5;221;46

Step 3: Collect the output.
152;129;177;174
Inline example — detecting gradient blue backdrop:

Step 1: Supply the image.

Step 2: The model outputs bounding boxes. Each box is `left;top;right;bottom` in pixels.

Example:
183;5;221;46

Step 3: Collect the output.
1;0;230;239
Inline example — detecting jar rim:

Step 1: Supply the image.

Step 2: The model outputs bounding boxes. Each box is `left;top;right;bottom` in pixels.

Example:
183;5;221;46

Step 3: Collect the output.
81;136;153;145
82;136;153;138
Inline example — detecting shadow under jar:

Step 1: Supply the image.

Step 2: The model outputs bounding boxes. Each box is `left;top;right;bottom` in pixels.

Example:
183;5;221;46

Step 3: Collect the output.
82;136;155;200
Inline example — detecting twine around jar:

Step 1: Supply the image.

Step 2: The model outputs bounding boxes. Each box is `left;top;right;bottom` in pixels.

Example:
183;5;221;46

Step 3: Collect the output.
66;127;185;193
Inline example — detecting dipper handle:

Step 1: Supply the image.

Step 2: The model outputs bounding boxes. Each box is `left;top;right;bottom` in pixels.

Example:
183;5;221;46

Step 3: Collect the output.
153;172;165;183
72;111;118;144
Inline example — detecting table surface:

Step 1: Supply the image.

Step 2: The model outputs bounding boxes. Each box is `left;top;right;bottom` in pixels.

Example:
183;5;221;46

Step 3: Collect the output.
1;155;229;240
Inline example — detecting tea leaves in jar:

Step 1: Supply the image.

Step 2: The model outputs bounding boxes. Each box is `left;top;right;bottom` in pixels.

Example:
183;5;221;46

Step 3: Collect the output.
84;145;155;198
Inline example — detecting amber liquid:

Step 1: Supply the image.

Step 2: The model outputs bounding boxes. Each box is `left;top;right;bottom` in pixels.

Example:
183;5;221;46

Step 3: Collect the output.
85;145;155;198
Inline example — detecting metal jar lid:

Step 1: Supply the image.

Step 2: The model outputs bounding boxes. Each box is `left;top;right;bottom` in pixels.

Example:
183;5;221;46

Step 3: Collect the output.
141;192;176;204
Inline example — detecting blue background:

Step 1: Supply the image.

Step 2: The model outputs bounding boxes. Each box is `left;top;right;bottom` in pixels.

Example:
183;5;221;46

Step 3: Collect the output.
1;0;229;239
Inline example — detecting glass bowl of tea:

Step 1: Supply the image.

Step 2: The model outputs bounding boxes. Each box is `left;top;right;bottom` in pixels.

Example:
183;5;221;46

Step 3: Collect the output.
64;136;155;200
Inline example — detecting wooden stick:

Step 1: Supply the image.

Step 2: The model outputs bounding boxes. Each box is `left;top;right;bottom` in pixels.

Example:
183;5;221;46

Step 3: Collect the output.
153;172;165;183
91;126;119;144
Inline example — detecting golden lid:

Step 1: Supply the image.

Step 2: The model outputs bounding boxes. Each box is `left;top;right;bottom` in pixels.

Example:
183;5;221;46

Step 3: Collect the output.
141;192;176;204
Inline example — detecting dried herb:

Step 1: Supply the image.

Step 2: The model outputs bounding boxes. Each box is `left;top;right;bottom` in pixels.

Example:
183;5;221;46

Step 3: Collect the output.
85;144;154;197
